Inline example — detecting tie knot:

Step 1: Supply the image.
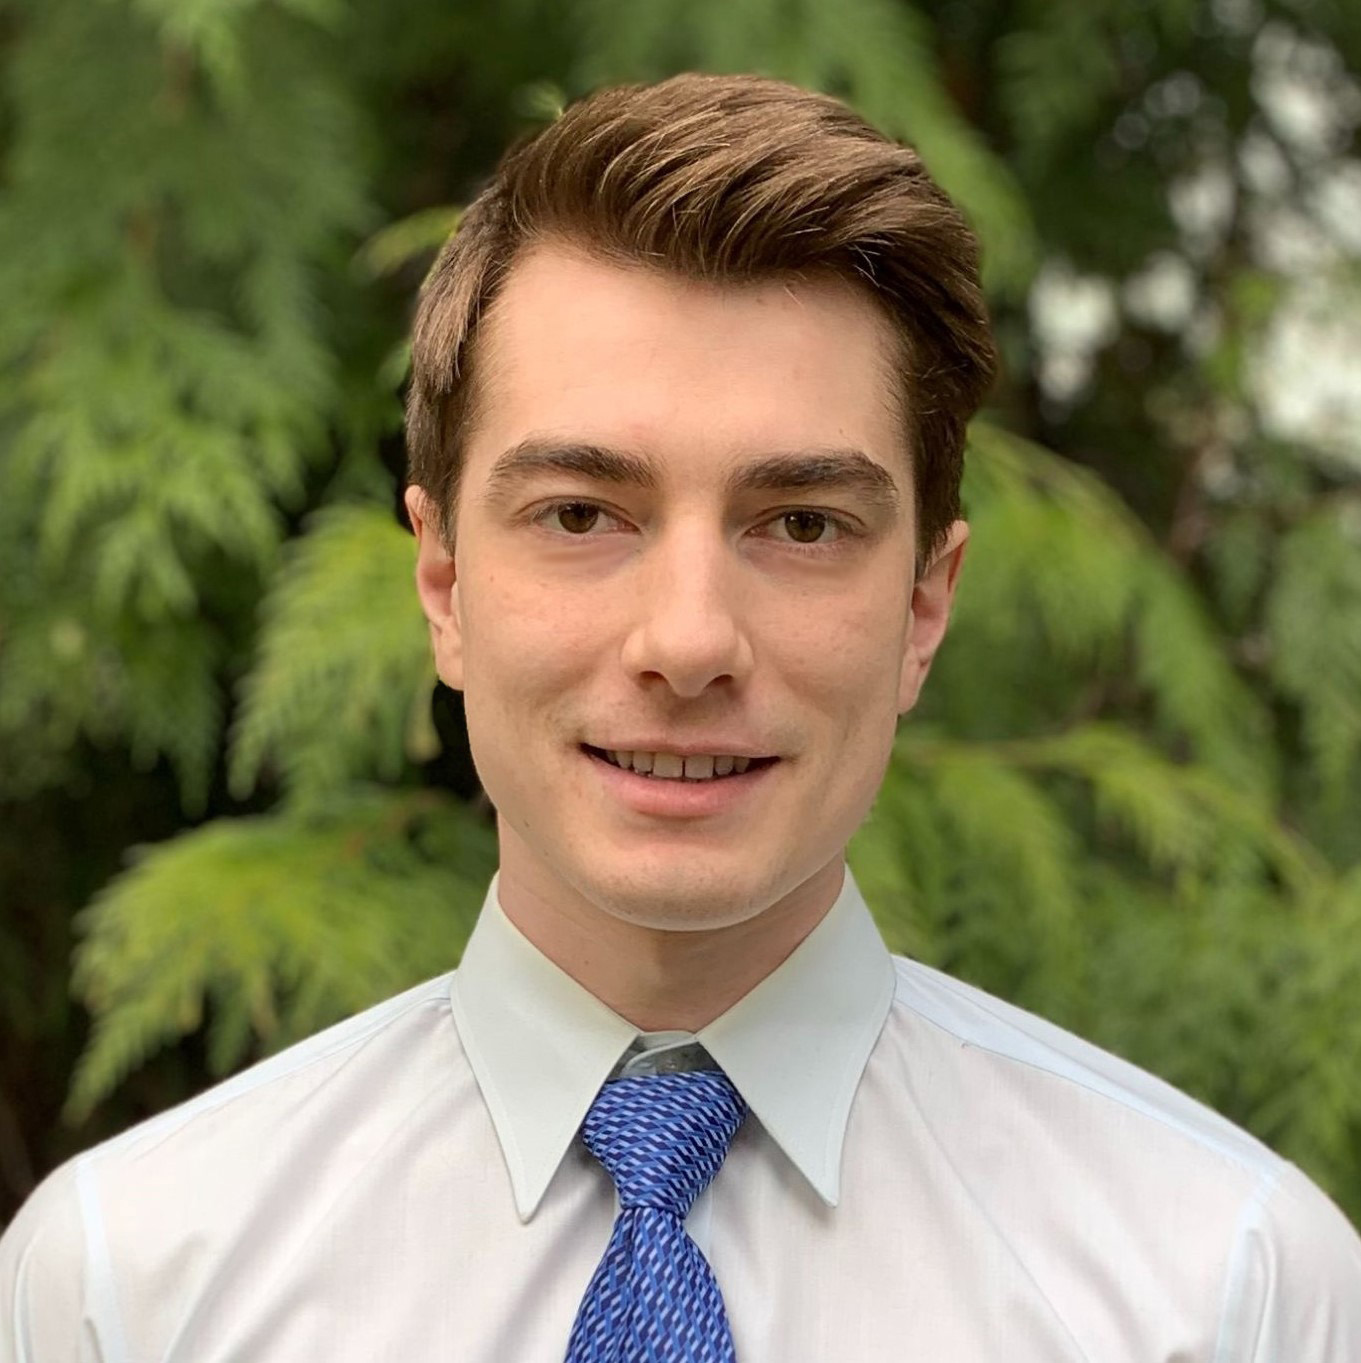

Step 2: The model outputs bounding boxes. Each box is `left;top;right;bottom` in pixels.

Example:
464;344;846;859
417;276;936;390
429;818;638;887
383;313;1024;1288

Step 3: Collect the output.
581;1070;747;1217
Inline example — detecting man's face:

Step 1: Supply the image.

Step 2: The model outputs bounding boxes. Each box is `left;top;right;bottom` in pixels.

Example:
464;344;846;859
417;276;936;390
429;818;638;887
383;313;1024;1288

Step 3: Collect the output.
409;243;965;932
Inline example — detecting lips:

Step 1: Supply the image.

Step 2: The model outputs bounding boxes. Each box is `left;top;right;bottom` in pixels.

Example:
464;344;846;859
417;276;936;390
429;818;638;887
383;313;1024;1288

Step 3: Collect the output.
581;745;779;781
581;741;781;818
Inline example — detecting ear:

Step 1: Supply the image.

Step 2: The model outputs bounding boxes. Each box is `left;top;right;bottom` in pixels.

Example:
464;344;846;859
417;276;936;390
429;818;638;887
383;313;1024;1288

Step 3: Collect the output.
404;484;464;692
897;519;968;714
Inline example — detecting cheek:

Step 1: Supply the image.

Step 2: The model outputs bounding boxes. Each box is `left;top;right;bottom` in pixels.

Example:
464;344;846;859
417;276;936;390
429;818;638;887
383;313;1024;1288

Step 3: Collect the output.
777;585;907;721
459;563;605;702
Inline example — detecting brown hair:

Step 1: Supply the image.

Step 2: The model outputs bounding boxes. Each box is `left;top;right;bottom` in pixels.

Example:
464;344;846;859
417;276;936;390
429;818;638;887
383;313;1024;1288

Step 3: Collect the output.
405;72;996;558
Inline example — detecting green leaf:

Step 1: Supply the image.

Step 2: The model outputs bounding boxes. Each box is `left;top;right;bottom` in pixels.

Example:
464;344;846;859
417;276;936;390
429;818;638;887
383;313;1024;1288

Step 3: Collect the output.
67;789;496;1120
354;206;465;281
229;504;434;803
1266;507;1361;801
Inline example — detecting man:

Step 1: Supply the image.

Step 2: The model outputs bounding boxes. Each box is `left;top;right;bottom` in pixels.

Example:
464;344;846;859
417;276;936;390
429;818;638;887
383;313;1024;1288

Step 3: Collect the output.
4;72;1360;1361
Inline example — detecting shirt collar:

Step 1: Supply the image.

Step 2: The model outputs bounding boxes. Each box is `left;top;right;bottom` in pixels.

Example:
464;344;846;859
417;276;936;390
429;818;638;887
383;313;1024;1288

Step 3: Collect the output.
449;865;895;1221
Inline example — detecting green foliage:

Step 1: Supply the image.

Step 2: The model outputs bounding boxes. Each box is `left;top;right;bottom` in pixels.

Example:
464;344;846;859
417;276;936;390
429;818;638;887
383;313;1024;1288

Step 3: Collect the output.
0;550;223;801
229;504;436;806
0;0;369;808
126;0;346;98
353;207;464;283
947;425;1271;789
67;789;496;1121
852;737;1086;1012
1266;506;1361;802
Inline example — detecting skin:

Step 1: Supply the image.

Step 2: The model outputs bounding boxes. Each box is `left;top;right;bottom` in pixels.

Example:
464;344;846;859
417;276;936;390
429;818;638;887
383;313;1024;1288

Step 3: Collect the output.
407;241;967;1031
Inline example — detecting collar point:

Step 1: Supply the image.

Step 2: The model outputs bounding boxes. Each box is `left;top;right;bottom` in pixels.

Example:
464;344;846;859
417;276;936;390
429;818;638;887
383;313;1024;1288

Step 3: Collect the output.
511;1177;548;1224
812;1174;841;1209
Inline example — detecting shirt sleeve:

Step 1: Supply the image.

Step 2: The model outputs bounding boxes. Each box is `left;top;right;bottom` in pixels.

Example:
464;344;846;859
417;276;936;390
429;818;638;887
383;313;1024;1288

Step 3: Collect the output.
0;1162;90;1363
1217;1160;1361;1361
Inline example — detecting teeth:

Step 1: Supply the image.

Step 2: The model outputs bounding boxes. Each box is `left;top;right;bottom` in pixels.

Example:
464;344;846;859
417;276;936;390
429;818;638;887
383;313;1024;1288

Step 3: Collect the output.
597;748;764;781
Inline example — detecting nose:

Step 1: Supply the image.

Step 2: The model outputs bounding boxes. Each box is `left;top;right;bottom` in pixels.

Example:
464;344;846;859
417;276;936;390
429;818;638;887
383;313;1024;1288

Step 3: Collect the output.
619;523;755;698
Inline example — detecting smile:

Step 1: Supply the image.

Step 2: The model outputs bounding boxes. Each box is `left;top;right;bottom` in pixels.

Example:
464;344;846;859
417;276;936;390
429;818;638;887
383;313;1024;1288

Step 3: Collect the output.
581;745;779;782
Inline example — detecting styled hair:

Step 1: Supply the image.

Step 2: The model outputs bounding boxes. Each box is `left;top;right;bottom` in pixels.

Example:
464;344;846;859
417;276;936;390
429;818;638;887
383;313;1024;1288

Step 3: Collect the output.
405;72;997;558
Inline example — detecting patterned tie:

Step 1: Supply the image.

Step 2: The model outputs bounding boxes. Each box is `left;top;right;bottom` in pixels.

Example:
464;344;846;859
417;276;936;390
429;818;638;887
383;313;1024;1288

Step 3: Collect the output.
565;1069;748;1362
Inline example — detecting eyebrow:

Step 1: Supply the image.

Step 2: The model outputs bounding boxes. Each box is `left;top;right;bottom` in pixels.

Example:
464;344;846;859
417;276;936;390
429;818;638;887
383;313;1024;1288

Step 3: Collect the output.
480;437;903;515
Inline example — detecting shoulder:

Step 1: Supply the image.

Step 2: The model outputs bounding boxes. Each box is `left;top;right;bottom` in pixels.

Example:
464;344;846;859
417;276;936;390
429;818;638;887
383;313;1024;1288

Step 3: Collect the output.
0;1160;86;1362
84;970;457;1176
1;972;462;1356
1219;1159;1361;1354
880;955;1361;1351
887;954;1271;1172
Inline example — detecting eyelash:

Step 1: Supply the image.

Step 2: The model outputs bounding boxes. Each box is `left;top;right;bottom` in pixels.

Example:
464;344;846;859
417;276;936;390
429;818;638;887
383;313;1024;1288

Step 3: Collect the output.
528;500;861;552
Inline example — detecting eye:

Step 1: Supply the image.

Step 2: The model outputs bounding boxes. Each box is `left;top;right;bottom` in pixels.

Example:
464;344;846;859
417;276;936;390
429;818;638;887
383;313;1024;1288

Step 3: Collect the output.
534;501;620;535
763;509;847;546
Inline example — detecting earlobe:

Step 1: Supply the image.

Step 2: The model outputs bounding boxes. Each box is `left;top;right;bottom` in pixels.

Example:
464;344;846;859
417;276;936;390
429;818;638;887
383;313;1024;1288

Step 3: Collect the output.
404;484;465;692
897;519;968;715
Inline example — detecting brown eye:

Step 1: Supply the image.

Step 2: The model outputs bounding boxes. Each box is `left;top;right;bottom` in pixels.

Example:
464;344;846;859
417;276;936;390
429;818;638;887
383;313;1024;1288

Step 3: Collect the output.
781;510;830;543
555;503;601;534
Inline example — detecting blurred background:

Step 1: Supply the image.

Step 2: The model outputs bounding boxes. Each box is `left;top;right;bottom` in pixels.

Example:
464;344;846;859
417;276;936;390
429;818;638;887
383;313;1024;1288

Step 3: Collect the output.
2;0;1360;1231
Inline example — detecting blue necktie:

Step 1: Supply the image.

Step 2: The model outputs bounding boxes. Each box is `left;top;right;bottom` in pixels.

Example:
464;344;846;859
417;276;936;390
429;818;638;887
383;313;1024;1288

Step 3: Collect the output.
565;1069;748;1362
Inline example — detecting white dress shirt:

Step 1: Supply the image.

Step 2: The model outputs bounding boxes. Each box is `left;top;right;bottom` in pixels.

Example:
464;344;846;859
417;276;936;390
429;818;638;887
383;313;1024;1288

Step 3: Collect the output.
4;866;1360;1361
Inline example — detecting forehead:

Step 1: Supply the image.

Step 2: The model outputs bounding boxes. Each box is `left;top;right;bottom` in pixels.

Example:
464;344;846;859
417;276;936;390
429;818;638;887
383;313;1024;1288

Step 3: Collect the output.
463;242;908;486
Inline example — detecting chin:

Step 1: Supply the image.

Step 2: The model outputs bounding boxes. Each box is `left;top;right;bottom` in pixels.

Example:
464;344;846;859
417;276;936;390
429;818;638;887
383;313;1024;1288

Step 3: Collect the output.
569;844;825;934
572;859;776;933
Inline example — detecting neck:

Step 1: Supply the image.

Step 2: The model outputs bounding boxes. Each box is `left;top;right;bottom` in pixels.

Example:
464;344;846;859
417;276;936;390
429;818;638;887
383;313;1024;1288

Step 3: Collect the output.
493;832;845;1032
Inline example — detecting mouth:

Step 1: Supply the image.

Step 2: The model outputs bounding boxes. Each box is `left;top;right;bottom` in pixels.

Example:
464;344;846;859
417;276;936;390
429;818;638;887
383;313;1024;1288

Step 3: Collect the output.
581;744;780;783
